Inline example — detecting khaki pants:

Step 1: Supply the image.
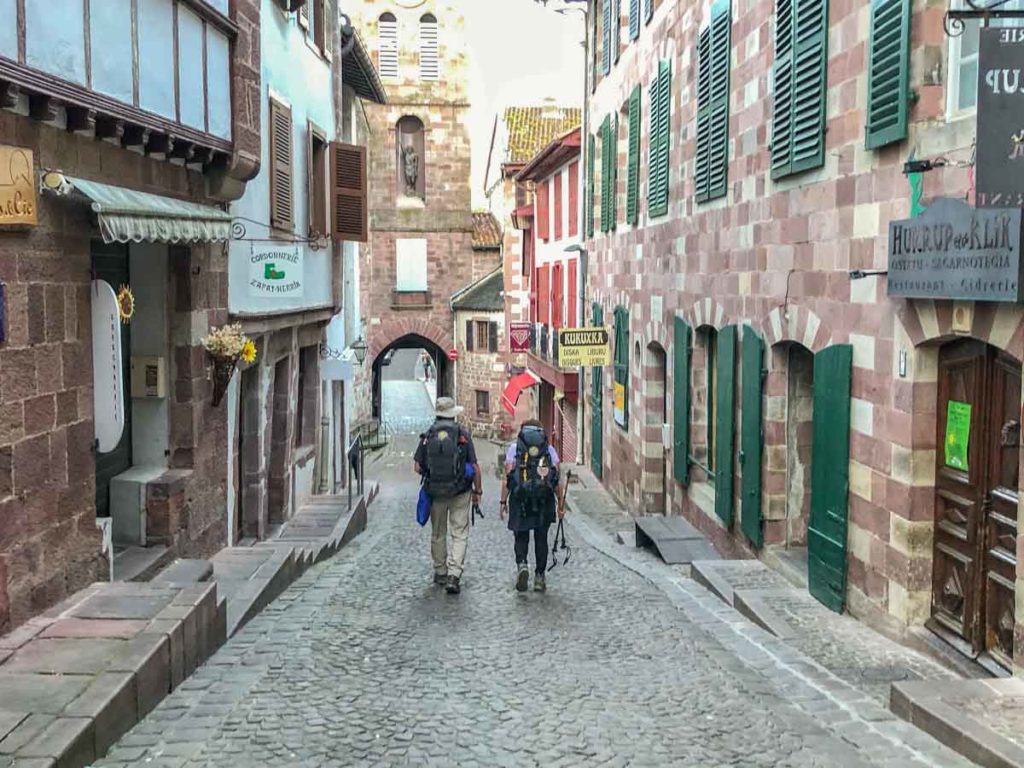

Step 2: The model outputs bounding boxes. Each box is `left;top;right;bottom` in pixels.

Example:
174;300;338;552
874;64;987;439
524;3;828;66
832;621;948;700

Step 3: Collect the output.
430;491;471;578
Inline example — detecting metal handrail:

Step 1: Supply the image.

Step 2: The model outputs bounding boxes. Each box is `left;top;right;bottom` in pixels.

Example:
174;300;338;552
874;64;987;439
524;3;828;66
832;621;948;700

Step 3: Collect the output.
348;435;365;509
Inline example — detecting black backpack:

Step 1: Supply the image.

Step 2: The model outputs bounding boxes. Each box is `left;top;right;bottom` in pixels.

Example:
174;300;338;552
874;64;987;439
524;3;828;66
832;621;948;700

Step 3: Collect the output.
509;426;559;508
422;422;468;499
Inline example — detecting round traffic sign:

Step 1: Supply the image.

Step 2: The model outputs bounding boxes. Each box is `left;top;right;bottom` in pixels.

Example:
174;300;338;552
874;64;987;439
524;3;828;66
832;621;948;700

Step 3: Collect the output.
447;349;458;362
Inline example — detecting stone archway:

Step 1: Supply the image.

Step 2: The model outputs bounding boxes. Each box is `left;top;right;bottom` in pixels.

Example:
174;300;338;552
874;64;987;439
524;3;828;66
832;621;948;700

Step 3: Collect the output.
759;305;834;356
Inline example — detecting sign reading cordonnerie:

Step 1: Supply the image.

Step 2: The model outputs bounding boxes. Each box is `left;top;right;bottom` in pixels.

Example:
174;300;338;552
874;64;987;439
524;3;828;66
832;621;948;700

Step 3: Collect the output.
249;243;303;298
978;28;1024;208
557;327;611;368
887;198;1024;302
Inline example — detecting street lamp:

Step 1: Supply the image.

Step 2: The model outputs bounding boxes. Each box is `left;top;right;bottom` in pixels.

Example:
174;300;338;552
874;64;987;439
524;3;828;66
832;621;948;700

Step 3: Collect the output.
350;337;368;365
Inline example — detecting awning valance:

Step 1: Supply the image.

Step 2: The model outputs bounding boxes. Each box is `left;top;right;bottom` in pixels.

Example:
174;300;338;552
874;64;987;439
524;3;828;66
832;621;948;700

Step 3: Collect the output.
41;172;232;245
501;370;541;416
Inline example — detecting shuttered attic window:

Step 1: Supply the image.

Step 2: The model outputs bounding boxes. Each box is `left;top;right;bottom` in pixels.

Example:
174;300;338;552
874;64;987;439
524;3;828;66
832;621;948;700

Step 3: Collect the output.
378;13;398;79
865;0;912;149
269;97;294;232
420;13;440;81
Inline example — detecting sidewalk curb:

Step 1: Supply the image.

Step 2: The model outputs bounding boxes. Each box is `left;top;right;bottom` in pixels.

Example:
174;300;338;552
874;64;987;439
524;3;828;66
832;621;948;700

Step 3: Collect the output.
563;507;971;767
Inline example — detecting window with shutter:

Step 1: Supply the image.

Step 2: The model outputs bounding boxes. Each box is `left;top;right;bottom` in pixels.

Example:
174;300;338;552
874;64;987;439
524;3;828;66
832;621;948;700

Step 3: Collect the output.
552;263;563;329
600;116;611;233
568;161;580;238
378;13;398;79
299;1;309;31
865;0;911;149
567;260;578;326
610;113;619;230
626;84;641;225
602;0;612;75
312;0;328;57
695;0;731;203
771;0;829;179
465;320;474;352
644;0;654;23
536;180;550;241
629;0;640;40
613;306;629;428
488;322;499;353
537;265;550;325
330;142;367;242
649;60;671;218
613;0;622;62
554;172;563;241
419;14;440;81
475;320;490;349
307;122;328;239
269;97;294;232
586;134;595;238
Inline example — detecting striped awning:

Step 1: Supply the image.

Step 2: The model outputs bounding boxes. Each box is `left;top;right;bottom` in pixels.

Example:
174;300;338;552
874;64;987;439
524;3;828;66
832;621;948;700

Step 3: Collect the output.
41;172;232;245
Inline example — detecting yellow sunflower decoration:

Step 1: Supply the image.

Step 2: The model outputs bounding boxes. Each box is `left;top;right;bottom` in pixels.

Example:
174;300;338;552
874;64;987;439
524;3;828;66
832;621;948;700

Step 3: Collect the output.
116;285;135;323
241;339;257;364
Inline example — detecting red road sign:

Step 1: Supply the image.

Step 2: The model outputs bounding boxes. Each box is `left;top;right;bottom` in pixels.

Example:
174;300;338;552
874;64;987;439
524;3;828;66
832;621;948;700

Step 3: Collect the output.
447;348;458;361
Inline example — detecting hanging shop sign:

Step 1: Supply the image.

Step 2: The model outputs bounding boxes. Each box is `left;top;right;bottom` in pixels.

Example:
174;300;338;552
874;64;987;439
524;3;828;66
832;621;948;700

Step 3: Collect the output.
977;28;1024;208
509;321;532;353
945;400;972;471
887;198;1024;302
91;280;126;453
249;243;303;298
0;146;37;226
557;327;610;368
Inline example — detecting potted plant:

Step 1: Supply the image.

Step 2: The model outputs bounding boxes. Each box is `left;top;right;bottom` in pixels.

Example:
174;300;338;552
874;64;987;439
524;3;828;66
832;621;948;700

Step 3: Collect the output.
201;323;257;407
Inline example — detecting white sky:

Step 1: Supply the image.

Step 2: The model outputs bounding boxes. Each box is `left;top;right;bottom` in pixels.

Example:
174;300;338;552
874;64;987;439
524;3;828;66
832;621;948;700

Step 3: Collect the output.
463;0;585;207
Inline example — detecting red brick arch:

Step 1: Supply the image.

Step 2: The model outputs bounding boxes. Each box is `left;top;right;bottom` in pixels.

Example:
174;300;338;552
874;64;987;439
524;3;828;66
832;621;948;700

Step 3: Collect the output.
368;316;452;364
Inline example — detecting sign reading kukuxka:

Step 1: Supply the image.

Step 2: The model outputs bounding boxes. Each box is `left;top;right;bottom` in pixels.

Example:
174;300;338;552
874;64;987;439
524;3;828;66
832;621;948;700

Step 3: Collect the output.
557;327;610;368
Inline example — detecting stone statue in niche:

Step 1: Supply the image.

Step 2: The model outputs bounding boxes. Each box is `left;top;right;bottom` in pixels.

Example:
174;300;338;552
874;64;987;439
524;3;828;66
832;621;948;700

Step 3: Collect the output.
401;143;419;195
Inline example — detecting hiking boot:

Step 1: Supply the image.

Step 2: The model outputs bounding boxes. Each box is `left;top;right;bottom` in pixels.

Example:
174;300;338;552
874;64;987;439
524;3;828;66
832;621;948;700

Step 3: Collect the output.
433;573;447;586
534;574;547;593
515;564;529;592
445;575;461;594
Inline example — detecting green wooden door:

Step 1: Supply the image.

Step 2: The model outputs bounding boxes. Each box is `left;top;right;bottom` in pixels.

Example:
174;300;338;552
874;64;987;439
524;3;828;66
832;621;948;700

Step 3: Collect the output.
740;328;764;547
591;302;604;479
673;318;692;486
714;325;736;527
809;344;853;613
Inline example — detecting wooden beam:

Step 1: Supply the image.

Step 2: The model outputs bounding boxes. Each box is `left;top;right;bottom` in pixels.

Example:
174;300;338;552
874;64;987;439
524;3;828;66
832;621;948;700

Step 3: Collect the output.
190;146;214;166
170;140;195;162
145;133;174;156
0;81;19;109
66;106;96;134
28;93;58;122
122;124;150;148
95;116;125;142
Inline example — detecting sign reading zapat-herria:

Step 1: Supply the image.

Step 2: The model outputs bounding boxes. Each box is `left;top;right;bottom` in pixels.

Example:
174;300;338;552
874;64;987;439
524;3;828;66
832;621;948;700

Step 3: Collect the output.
887;198;1024;302
249;243;303;298
557;327;610;368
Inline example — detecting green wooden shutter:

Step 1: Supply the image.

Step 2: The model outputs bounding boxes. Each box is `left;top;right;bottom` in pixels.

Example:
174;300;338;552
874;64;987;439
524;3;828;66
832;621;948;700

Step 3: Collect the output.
613;0;621;62
695;25;712;202
708;0;731;200
614;306;629;428
600;115;611;233
649;60;671;217
611;113;619;231
627;85;641;225
809;344;853;613
630;0;640;39
644;0;653;23
865;0;911;149
602;0;612;75
772;0;828;179
586;133;596;238
591;302;604;479
648;67;662;213
740;328;764;547
714;324;736;527
673;317;692;486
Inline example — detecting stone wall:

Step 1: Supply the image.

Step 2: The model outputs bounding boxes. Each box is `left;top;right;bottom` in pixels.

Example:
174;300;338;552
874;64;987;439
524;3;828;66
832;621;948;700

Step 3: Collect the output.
0;111;231;633
585;0;993;640
455;309;507;440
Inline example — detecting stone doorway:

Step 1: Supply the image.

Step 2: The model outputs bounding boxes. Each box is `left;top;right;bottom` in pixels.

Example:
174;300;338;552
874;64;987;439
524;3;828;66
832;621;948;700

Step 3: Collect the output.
643;342;668;515
372;335;449;435
268;357;292;525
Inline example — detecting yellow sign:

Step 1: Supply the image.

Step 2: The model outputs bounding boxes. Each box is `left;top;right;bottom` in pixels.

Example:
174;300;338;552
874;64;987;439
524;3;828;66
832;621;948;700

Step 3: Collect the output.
0;146;37;226
557;326;610;368
613;382;626;426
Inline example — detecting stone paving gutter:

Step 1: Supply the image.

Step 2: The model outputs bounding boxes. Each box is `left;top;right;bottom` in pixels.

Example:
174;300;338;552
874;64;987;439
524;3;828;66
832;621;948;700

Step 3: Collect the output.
0;488;377;768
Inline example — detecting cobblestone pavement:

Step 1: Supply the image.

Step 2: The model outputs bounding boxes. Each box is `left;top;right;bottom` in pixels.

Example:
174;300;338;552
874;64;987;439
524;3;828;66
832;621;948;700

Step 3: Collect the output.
96;440;971;767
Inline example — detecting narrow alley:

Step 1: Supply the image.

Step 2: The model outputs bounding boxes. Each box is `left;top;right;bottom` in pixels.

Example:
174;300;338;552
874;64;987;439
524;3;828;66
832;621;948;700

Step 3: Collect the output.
92;438;968;768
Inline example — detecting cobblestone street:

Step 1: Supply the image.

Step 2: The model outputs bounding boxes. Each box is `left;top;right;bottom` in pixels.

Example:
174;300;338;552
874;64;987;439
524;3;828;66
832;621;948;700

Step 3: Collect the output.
94;440;968;767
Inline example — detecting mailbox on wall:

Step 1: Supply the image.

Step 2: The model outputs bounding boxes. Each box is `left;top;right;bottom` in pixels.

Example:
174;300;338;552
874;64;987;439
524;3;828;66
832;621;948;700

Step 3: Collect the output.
131;356;166;398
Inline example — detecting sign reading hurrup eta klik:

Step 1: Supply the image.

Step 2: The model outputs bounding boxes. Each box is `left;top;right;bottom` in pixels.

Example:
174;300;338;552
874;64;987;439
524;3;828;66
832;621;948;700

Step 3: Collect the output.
887;198;1024;303
249;243;303;298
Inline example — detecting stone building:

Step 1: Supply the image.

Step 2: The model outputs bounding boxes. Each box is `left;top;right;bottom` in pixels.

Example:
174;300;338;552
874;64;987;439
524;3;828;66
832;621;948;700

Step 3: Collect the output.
0;0;259;631
348;0;487;428
585;0;1024;674
452;266;505;439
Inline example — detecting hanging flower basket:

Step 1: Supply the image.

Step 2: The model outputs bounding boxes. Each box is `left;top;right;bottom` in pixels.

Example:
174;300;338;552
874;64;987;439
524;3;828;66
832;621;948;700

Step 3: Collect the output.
201;324;257;408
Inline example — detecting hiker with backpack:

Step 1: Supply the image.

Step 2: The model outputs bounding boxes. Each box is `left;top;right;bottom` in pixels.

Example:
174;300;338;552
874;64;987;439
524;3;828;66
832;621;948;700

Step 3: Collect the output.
499;419;564;593
413;397;482;595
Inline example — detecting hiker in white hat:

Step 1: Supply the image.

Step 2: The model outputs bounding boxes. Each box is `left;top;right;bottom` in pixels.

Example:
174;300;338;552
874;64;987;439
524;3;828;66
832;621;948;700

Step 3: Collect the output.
413;397;482;594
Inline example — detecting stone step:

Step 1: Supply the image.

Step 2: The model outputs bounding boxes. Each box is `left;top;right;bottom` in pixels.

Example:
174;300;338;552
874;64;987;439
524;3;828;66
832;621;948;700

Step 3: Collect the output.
112;545;172;583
